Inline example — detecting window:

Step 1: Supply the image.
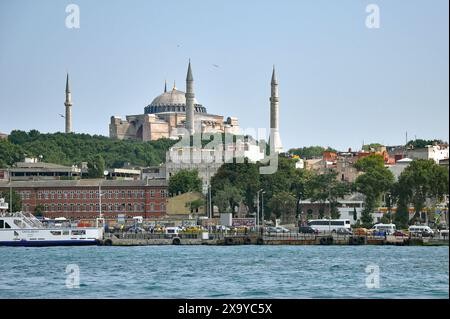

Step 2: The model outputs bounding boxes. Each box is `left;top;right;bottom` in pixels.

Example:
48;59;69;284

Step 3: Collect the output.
50;231;62;236
71;230;86;236
0;220;3;228
5;222;11;229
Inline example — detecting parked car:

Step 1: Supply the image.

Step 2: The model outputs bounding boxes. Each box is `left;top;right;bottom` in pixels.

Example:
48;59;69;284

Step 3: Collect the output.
267;226;290;233
336;228;352;235
393;230;407;237
353;228;369;236
298;226;317;234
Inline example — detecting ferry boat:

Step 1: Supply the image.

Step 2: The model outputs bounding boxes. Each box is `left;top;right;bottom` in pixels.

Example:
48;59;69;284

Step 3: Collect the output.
0;211;104;247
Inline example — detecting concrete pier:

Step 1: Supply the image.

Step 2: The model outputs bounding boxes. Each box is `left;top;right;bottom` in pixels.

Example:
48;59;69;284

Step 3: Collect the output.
101;233;449;246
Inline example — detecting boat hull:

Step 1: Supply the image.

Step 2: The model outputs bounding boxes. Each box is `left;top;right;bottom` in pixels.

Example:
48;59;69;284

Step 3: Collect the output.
0;239;99;247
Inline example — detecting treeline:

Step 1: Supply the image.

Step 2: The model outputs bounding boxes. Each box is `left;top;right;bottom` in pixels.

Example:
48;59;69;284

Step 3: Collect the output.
0;130;177;168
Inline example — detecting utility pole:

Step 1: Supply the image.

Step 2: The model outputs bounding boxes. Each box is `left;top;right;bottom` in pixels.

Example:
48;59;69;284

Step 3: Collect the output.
9;167;12;213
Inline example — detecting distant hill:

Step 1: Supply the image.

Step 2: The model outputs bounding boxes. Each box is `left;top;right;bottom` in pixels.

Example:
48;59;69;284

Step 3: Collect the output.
0;130;177;168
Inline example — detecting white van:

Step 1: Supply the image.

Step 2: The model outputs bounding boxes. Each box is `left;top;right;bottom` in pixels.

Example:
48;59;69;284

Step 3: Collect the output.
165;227;181;235
409;225;434;237
372;223;396;235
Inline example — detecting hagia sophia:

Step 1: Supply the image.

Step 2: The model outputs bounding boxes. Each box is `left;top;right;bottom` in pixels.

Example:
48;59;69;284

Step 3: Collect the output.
108;61;241;141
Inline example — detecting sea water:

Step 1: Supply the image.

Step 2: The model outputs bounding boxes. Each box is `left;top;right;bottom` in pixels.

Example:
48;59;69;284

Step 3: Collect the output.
0;245;448;298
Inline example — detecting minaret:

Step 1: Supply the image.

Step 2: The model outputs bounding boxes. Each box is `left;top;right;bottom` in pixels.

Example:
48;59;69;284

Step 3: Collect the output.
164;80;167;93
64;73;73;133
185;60;195;135
270;66;283;153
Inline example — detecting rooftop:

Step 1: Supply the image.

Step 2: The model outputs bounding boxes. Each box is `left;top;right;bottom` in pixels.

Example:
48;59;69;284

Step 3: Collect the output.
0;179;168;188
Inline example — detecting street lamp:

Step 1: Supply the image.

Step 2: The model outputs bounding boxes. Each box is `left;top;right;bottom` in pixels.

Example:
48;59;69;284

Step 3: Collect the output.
256;189;264;230
261;191;266;228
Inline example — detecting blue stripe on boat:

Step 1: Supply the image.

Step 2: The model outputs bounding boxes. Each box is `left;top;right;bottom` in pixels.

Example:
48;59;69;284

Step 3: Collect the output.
0;240;98;247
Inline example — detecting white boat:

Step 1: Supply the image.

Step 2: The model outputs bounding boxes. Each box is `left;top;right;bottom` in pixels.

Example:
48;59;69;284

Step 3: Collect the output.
0;211;104;247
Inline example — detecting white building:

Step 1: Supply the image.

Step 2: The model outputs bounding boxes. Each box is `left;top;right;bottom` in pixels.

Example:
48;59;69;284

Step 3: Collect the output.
407;144;449;164
387;157;413;180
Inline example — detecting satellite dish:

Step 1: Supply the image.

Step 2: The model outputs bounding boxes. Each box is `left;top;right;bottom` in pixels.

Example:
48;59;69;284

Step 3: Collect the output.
103;170;109;176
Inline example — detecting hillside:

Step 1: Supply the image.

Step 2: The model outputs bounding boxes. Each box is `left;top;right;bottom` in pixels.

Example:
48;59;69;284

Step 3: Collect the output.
0;130;177;168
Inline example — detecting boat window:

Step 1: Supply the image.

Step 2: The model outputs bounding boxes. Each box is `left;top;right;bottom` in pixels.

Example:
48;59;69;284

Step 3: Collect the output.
50;231;62;236
0;220;3;228
71;230;86;236
63;230;69;235
5;222;11;228
14;219;27;228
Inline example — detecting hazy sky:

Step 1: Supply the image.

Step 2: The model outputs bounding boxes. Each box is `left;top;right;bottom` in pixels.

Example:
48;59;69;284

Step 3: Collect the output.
0;0;448;151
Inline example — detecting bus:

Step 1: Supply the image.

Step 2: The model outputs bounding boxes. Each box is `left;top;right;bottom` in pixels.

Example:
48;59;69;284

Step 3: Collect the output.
307;219;351;233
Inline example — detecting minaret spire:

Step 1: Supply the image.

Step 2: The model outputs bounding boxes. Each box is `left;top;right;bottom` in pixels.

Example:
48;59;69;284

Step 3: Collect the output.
64;73;73;134
164;80;167;93
185;60;195;135
270;66;282;153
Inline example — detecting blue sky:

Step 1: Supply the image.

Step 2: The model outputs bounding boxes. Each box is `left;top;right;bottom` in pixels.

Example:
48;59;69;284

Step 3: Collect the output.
0;0;448;151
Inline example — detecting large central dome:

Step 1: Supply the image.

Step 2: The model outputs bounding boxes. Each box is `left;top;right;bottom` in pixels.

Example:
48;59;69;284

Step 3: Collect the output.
144;86;206;114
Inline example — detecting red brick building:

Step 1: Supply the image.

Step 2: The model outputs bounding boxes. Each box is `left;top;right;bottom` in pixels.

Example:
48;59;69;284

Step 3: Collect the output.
0;179;168;219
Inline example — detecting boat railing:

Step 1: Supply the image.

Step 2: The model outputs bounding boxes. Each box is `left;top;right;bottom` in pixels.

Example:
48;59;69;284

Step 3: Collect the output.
0;211;44;228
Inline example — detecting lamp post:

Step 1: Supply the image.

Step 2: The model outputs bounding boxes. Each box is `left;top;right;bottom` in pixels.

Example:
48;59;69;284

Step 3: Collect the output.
261;191;266;228
256;189;264;230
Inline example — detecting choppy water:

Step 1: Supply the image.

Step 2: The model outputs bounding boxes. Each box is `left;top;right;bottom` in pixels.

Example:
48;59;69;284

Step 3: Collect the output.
0;246;448;298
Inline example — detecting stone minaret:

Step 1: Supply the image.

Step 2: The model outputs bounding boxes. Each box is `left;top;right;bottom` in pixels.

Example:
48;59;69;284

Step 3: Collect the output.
270;66;283;153
64;73;73;133
185;60;195;135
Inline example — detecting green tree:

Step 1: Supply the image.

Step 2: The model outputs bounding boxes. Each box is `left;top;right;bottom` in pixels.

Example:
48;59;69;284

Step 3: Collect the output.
0;189;22;212
3;130;176;168
396;160;449;224
87;154;105;178
34;204;45;217
212;184;243;215
355;166;394;228
304;171;352;218
354;154;385;171
268;191;297;223
407;139;445;148
185;198;205;214
362;143;384;152
288;146;337;159
168;170;203;196
211;161;260;215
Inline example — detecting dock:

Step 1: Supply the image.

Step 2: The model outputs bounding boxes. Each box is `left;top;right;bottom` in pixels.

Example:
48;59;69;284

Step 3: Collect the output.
101;232;449;246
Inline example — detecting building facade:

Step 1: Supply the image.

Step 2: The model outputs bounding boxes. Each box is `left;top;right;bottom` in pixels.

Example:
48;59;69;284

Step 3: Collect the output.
0;179;168;219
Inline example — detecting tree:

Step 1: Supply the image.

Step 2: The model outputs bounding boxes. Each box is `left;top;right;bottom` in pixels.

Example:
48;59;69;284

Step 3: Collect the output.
362;143;384;152
355;156;394;227
396;160;449;224
268;191;297;224
352;207;358;222
185;198;205;214
0;189;22;212
354;154;385;171
212;184;243;215
3;130;176;168
304;171;352;218
407;139;445;149
288;146;337;159
87;154;105;178
34;204;45;217
168;170;202;196
211;161;260;215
